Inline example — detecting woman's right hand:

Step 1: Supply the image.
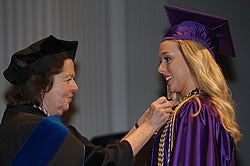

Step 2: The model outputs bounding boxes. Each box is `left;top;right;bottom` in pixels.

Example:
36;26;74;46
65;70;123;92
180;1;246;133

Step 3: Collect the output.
138;96;178;131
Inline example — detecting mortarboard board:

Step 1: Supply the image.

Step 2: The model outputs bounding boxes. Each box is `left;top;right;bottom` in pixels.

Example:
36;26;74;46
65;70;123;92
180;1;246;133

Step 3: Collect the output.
3;35;78;85
162;4;235;58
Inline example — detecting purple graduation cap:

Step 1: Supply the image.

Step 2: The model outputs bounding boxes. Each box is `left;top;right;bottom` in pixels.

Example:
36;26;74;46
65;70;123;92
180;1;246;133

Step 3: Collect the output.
162;4;236;58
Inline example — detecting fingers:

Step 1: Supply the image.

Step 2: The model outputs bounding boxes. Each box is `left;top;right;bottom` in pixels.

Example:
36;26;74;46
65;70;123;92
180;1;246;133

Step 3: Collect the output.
142;96;179;130
169;100;179;109
149;96;179;122
150;96;175;113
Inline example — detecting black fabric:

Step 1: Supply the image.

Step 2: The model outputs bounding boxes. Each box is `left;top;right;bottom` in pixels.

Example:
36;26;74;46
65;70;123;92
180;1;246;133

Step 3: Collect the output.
3;35;78;85
0;104;134;166
49;132;85;166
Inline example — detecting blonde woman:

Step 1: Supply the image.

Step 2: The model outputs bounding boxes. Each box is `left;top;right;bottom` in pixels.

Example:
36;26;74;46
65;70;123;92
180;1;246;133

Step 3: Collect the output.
148;5;242;166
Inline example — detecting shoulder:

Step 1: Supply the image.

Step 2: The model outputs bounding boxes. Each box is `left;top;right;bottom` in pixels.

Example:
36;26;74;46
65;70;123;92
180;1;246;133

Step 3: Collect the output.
0;104;45;163
2;104;45;126
175;96;220;124
1;104;45;140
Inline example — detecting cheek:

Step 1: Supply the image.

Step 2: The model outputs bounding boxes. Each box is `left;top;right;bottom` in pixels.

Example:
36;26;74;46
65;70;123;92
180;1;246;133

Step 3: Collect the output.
167;61;178;74
48;86;67;101
56;87;68;99
176;64;192;83
169;60;190;81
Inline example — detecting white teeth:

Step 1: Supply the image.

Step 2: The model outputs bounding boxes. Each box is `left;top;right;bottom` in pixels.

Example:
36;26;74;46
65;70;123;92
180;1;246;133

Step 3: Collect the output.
166;76;173;81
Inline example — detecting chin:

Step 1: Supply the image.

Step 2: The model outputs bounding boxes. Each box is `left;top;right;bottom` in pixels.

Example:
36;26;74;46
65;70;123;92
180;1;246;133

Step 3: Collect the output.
63;105;70;112
168;86;174;93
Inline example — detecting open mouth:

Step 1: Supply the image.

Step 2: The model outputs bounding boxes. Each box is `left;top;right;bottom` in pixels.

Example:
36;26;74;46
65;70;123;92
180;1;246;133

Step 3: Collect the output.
165;76;173;81
165;76;173;86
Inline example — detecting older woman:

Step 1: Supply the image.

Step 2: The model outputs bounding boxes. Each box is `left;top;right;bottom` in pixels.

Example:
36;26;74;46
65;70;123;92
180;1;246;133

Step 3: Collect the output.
0;35;172;165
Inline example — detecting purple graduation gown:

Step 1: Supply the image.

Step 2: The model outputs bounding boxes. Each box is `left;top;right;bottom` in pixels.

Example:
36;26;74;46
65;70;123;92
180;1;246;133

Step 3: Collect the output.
148;96;236;166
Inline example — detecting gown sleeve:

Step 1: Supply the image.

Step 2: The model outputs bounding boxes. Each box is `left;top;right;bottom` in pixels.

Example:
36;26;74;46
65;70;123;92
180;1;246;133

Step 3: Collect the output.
170;98;236;166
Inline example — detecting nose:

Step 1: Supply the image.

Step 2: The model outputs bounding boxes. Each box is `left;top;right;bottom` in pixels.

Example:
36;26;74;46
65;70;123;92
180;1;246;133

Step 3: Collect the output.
71;80;79;92
158;62;165;74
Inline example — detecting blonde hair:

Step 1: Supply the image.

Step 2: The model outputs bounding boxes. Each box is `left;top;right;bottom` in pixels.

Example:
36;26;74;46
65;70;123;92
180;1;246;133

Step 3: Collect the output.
174;40;242;144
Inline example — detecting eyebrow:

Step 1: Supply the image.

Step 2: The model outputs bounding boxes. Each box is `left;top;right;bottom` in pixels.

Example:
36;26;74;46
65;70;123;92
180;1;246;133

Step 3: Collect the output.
65;73;75;78
160;51;171;56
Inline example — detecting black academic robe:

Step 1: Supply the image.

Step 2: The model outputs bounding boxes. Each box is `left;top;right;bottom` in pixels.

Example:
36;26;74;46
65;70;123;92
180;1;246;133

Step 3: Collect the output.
0;104;133;166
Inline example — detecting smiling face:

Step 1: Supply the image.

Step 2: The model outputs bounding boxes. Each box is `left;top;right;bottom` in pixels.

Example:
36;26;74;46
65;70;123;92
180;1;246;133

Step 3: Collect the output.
158;40;197;97
42;59;78;115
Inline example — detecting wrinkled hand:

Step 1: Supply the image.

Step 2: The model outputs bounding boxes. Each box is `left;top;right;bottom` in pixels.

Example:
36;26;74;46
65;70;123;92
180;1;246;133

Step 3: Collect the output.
141;96;178;131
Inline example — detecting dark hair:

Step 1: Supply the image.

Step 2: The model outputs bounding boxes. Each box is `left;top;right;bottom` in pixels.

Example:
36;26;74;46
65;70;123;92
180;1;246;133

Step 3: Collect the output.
5;52;72;106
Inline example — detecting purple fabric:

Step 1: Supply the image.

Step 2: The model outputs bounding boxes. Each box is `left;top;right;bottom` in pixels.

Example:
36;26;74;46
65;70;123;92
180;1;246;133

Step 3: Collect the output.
162;4;236;58
163;21;219;58
148;97;236;166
